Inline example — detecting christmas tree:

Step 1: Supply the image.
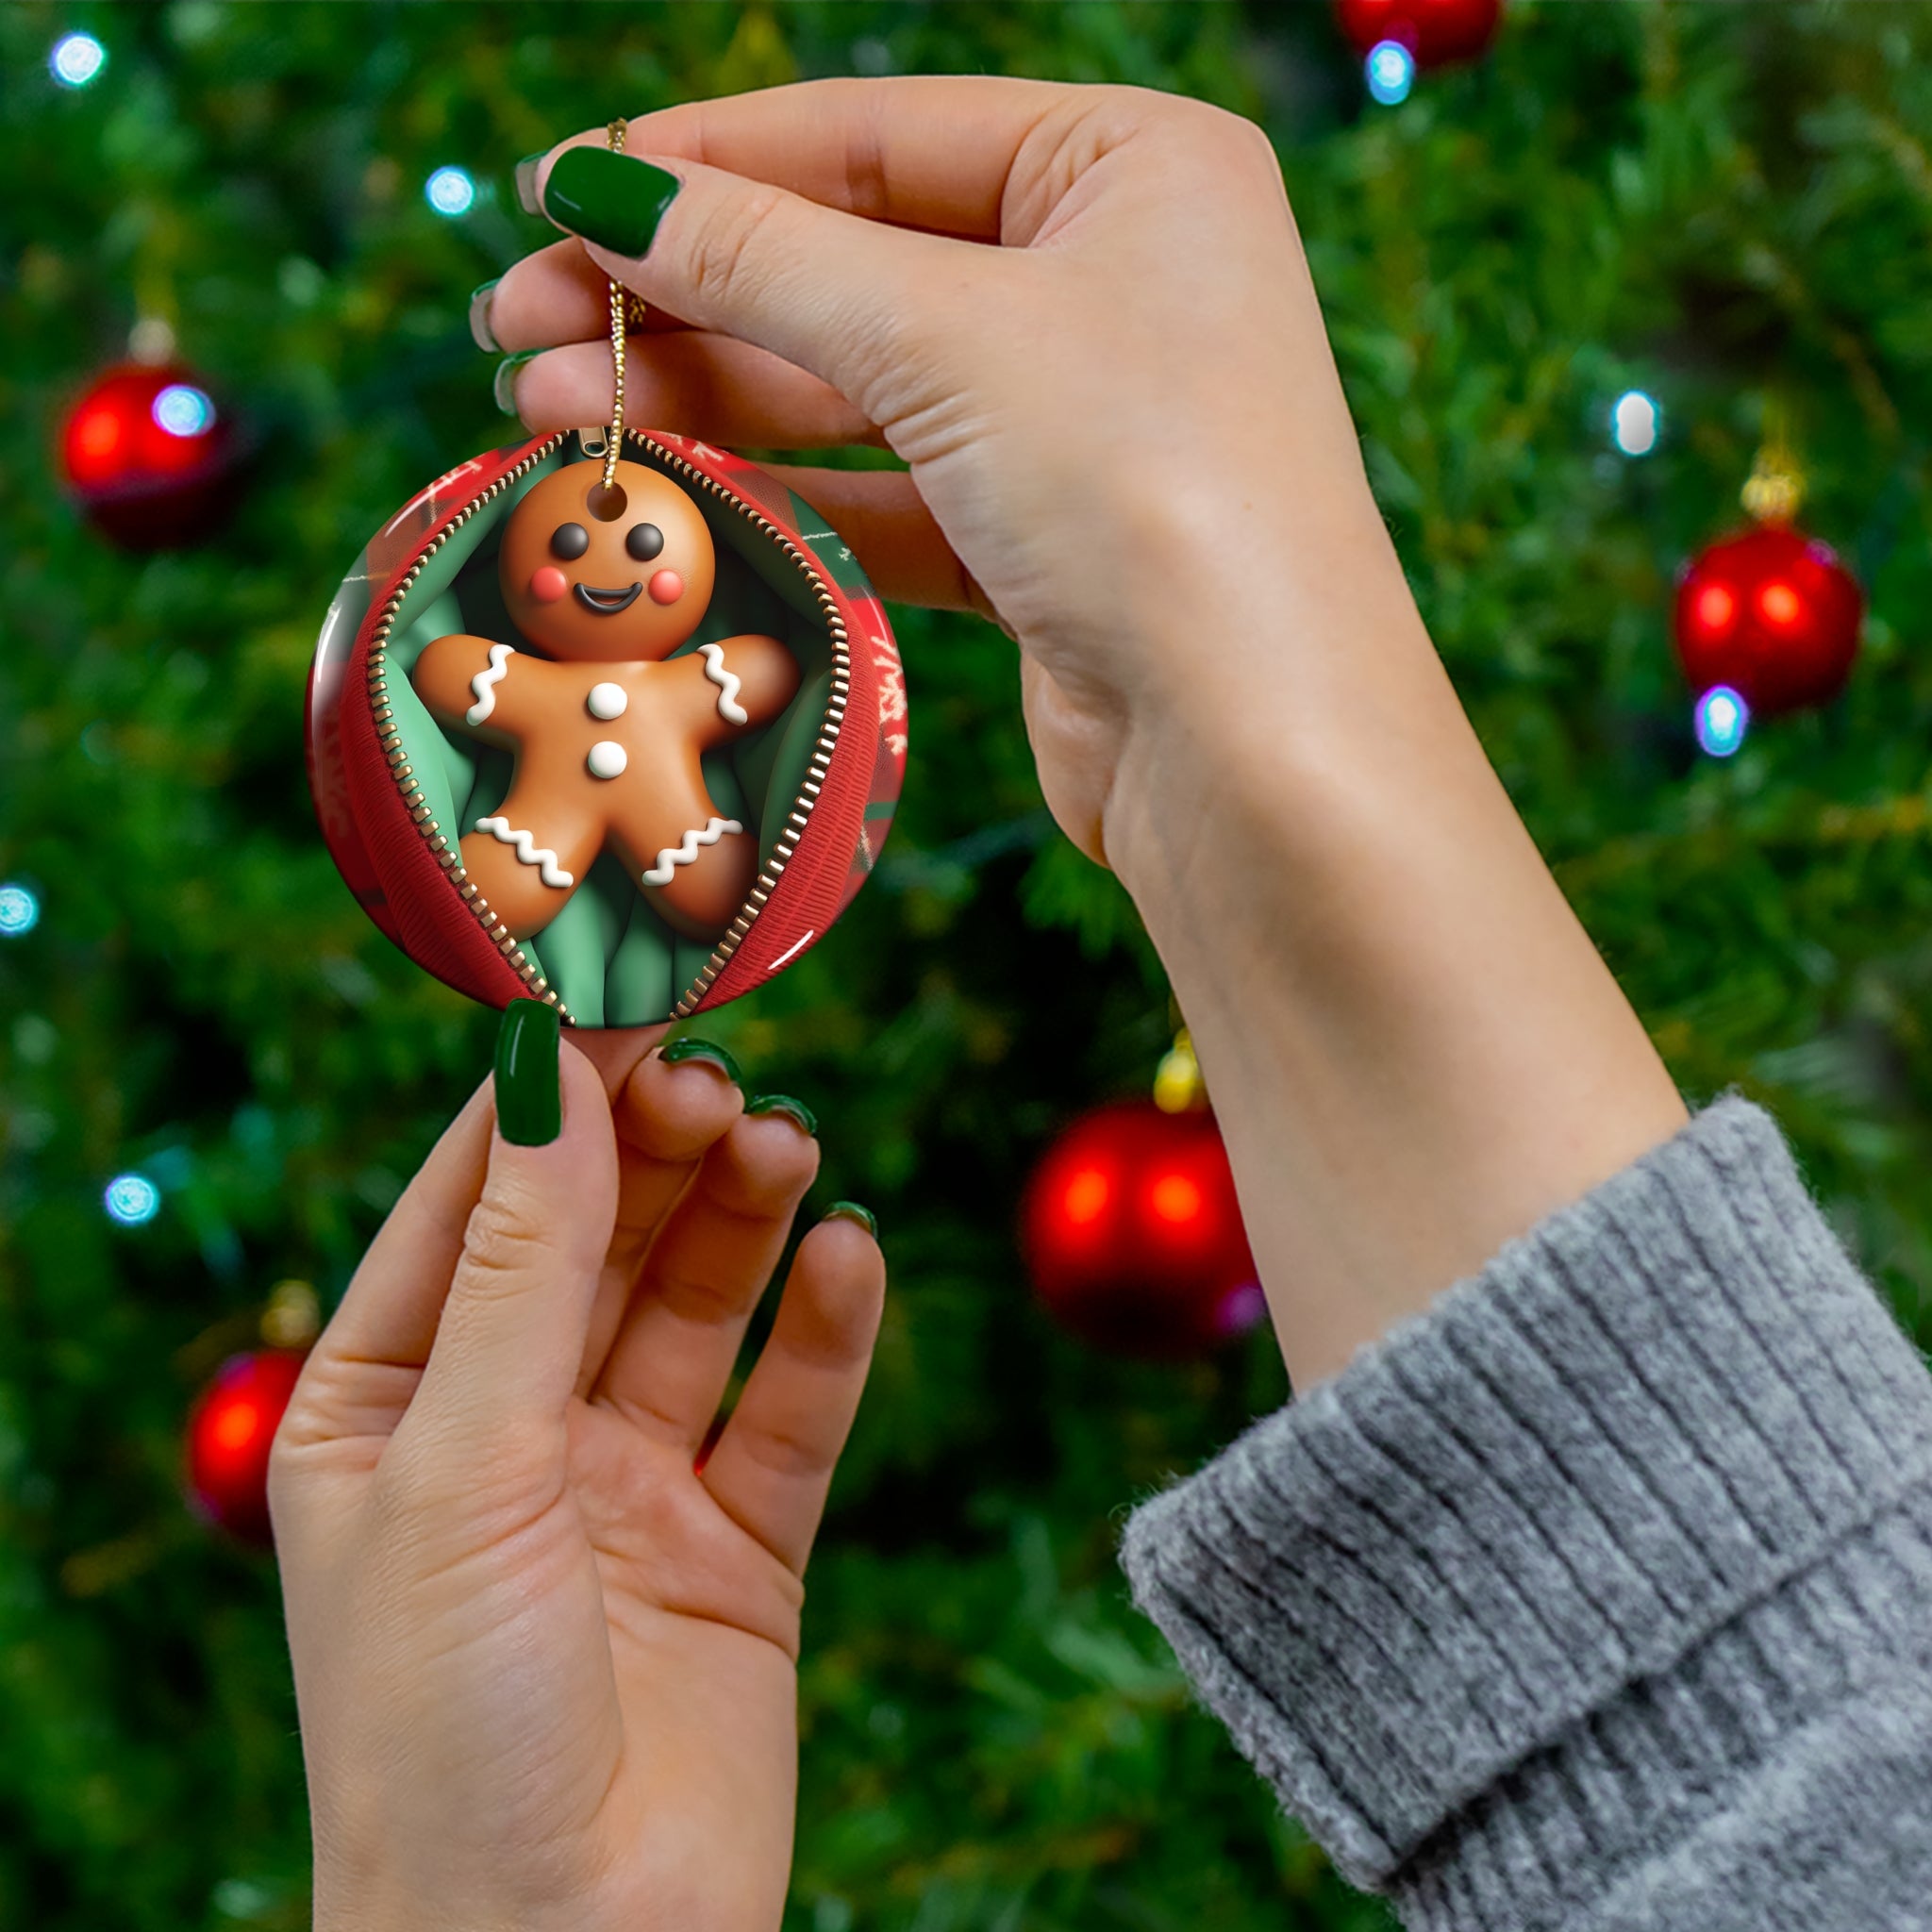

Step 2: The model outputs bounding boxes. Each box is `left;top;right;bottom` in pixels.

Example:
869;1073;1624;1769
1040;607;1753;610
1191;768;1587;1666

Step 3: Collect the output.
6;5;1932;1928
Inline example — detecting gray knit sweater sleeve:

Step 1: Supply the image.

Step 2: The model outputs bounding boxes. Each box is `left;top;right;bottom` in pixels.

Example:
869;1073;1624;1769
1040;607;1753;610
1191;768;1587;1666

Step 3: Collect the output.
1120;1098;1932;1930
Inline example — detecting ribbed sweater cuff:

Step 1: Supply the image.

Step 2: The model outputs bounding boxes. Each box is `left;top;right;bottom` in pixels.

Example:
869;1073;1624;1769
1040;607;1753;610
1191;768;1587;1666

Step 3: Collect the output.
1120;1098;1932;1919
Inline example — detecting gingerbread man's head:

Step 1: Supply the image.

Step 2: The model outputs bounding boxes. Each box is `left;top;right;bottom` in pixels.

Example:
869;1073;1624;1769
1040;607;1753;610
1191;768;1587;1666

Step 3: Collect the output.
497;458;718;663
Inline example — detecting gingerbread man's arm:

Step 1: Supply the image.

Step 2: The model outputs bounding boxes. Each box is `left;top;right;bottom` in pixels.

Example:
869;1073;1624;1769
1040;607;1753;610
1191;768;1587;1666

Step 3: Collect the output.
409;633;541;745
675;634;804;749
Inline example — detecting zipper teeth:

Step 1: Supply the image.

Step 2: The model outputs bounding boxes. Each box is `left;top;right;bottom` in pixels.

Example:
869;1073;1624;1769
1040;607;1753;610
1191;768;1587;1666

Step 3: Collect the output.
364;429;848;1025
634;431;850;1019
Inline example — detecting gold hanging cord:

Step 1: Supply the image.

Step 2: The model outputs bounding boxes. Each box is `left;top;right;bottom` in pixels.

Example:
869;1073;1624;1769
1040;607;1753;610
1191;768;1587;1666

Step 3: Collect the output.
600;119;650;492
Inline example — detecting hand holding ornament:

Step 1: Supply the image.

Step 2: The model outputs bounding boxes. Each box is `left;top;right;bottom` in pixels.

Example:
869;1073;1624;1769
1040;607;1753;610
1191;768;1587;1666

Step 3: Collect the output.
273;1018;881;1932
493;75;1684;1386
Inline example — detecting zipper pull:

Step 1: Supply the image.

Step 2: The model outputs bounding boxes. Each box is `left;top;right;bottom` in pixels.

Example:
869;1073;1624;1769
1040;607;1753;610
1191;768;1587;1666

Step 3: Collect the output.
576;428;608;462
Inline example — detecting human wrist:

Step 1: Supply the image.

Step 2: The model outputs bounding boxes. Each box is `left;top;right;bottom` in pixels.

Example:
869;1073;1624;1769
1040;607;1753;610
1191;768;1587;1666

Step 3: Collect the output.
1098;501;1442;920
1099;556;1686;1387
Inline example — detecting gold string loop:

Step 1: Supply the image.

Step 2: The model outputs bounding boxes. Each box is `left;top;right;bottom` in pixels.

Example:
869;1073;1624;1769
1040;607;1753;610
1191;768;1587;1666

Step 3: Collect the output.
600;118;645;491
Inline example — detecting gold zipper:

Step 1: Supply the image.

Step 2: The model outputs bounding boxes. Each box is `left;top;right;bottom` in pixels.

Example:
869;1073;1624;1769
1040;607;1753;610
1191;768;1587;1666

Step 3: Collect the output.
364;428;850;1025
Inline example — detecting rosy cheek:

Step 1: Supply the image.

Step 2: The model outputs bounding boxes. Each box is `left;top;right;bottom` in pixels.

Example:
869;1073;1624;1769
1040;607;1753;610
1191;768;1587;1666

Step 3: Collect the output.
528;566;569;604
647;569;684;606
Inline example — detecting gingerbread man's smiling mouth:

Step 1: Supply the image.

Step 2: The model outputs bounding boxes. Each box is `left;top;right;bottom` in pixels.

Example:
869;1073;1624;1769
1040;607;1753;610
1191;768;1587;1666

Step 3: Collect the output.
573;582;643;614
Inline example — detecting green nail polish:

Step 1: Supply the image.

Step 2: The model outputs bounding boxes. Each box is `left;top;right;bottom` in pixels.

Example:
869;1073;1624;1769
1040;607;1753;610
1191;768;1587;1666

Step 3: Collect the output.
468;278;501;353
495;999;561;1146
541;147;682;257
824;1201;877;1239
514;152;546;216
659;1037;742;1085
492;350;538;416
747;1093;818;1137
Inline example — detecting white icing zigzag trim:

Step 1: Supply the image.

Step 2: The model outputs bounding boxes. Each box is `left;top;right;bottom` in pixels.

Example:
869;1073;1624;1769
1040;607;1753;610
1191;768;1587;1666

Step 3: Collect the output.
466;643;515;725
697;642;749;725
641;817;742;887
474;816;574;889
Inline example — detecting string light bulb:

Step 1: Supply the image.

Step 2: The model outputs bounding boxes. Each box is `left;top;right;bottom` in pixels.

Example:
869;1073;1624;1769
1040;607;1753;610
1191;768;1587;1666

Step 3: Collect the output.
425;166;476;217
1365;40;1416;104
50;32;106;88
0;884;41;936
1611;390;1659;457
104;1174;161;1226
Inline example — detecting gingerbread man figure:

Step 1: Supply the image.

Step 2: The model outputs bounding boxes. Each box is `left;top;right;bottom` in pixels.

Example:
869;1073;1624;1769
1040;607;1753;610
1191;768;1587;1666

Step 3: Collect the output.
410;458;801;941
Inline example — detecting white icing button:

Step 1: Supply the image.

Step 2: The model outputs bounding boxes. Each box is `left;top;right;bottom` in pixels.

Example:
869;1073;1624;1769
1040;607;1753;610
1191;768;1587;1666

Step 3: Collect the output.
586;740;628;781
586;681;628;721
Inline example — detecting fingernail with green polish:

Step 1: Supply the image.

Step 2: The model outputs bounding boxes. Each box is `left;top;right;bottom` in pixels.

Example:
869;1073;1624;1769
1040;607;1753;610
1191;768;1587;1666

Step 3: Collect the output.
468;278;501;354
659;1037;742;1085
824;1201;878;1239
495;999;561;1146
493;350;539;416
541;146;682;258
747;1093;818;1138
514;152;547;217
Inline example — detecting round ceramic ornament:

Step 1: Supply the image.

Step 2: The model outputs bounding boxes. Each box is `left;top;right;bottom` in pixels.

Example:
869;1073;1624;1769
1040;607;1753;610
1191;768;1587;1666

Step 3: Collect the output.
309;120;902;1026
308;427;905;1024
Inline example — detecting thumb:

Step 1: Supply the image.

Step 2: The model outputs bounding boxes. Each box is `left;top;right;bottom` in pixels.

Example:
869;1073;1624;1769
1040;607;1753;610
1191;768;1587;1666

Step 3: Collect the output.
529;142;980;422
404;1003;619;1455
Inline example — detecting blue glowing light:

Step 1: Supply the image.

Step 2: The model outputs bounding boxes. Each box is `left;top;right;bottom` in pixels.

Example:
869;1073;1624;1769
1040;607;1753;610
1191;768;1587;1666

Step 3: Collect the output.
152;384;215;439
0;884;40;936
50;32;106;88
1366;40;1416;106
1694;685;1750;758
104;1174;161;1226
1611;390;1660;457
425;166;476;217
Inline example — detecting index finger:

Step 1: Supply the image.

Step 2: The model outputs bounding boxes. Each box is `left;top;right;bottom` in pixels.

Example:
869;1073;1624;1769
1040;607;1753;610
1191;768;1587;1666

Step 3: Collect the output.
540;74;1081;242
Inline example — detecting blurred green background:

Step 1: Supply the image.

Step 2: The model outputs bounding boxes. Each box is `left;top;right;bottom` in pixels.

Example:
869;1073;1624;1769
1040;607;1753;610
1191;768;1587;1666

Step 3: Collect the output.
7;3;1932;1927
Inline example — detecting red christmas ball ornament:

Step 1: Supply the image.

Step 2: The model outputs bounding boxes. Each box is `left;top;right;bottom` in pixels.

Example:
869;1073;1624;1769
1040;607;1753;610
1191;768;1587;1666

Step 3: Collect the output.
59;361;242;548
1674;524;1862;719
1021;1100;1263;1359
184;1348;307;1546
1334;0;1502;67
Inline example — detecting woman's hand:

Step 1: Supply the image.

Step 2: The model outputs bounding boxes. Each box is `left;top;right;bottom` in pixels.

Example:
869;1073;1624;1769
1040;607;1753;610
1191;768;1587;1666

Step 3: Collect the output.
488;76;1373;873
483;77;1685;1389
271;1018;883;1932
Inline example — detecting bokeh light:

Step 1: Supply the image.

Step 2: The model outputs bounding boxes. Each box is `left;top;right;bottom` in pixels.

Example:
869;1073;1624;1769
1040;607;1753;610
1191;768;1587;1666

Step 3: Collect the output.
1148;1172;1204;1227
152;384;215;439
104;1174;162;1225
1694;685;1750;758
1061;1167;1109;1227
0;883;40;936
1366;41;1416;106
425;165;476;217
49;32;106;88
1611;390;1659;457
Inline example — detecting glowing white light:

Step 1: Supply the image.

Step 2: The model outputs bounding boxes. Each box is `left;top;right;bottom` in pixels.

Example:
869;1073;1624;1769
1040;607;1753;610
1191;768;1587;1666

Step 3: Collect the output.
1612;390;1660;457
104;1174;161;1226
1694;685;1749;758
50;32;106;88
0;884;40;936
1366;40;1416;106
425;166;476;217
152;384;215;438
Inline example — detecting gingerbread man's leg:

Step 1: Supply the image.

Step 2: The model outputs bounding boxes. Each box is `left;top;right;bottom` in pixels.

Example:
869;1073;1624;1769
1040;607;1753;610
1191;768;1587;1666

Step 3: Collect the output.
608;794;760;942
458;791;605;941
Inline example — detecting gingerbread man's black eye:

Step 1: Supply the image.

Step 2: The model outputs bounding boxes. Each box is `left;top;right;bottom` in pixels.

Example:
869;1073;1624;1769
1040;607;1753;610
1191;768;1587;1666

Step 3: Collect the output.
551;523;590;560
625;523;665;562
